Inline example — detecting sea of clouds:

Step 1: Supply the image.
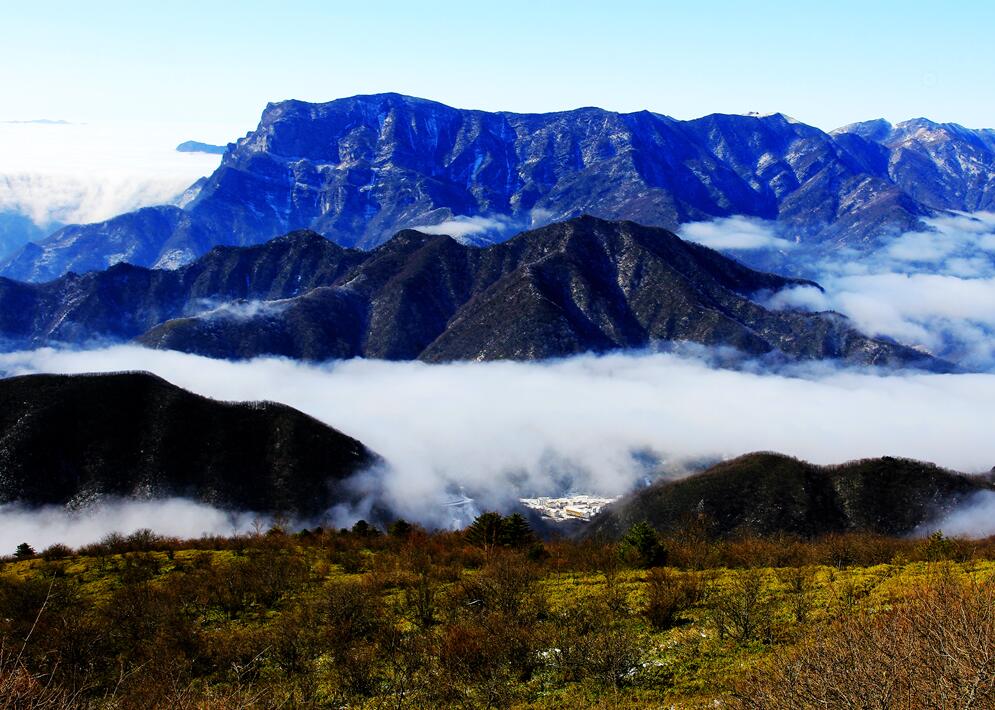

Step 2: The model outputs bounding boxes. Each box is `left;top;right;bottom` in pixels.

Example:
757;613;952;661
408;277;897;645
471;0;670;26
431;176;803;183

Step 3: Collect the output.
2;344;995;548
682;212;995;371
3;209;995;548
0;120;238;248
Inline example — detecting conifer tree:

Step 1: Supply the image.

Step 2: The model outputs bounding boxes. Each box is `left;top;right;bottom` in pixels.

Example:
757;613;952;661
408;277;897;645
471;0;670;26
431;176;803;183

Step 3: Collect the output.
465;512;505;552
500;513;535;549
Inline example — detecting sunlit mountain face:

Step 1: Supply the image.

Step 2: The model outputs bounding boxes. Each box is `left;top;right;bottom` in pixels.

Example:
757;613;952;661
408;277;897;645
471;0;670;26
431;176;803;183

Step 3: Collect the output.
5;94;995;284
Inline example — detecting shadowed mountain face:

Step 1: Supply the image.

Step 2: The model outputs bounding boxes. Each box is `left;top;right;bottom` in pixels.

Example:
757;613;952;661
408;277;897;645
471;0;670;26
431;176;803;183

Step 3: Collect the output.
0;217;939;367
0;372;375;515
0;229;365;347
587;452;994;539
4;94;995;281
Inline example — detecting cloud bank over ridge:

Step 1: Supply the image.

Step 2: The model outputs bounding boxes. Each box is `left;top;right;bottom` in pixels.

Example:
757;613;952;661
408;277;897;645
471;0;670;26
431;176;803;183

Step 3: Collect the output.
683;212;995;370
4;211;995;546
0;498;265;554
1;346;994;538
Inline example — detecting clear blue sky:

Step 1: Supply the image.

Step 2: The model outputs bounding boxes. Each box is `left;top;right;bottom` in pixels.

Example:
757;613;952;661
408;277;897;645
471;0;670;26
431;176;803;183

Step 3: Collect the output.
3;0;993;134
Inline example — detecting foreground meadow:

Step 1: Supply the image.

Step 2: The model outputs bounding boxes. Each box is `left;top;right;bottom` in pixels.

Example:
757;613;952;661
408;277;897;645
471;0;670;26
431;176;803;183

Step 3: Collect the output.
1;520;993;708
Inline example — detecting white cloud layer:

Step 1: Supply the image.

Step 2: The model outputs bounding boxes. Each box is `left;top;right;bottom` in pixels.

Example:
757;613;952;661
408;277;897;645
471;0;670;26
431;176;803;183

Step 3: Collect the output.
920;491;995;539
740;211;995;370
413;209;555;244
0;121;237;228
416;215;518;239
0;498;265;554
1;346;994;539
680;216;797;250
192;298;291;321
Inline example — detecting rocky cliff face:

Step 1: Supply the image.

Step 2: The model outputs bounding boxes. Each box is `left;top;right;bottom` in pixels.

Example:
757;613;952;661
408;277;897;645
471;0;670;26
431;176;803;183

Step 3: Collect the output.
5;94;994;282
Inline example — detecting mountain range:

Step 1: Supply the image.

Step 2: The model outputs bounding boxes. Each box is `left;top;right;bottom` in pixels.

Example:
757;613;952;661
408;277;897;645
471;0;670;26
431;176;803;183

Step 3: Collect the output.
4;93;994;282
0;372;374;515
0;217;941;367
587;452;995;539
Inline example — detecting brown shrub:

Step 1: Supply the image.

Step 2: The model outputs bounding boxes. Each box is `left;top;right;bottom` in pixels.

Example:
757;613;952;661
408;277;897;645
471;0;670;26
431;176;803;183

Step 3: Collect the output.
641;568;703;630
0;644;78;709
735;570;995;708
552;596;647;690
447;552;545;621
776;565;817;625
706;568;777;644
428;611;543;708
39;545;73;562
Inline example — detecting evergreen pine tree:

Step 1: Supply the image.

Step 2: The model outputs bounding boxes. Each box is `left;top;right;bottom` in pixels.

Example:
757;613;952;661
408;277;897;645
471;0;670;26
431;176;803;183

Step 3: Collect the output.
500;513;536;548
620;521;665;568
388;519;413;538
465;512;504;552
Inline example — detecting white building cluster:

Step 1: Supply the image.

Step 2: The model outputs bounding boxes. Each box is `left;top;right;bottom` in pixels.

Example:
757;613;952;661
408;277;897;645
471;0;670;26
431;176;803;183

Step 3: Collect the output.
519;495;620;522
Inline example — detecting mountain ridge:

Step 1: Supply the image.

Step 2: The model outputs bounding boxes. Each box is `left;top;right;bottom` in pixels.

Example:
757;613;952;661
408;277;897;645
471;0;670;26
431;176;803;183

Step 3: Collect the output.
0;216;939;367
5;93;995;282
0;371;376;515
587;452;995;539
0;216;940;367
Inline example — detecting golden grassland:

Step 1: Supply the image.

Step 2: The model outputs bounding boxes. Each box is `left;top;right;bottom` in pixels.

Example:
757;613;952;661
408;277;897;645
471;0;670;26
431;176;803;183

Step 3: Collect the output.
1;526;993;708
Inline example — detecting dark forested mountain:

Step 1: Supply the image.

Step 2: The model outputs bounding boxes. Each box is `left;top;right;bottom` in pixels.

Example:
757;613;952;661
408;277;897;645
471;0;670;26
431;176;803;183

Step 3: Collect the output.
4;93;994;282
0;372;374;515
587;452;993;539
0;229;364;346
0;217;940;367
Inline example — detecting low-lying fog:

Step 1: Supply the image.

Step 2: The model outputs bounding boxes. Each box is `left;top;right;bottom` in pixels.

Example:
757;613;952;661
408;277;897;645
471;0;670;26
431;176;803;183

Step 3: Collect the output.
2;345;995;549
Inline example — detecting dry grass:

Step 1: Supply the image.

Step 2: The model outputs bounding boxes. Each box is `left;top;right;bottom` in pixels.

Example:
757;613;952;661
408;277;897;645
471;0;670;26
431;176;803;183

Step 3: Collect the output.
735;568;995;709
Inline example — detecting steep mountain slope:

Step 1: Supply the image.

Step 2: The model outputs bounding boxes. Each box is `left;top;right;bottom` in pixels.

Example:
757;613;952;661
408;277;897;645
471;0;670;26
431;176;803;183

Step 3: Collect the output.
4;94;994;282
0;229;364;346
685;114;928;247
128;217;937;366
587;452;993;539
0;372;374;515
834;118;995;212
0;217;940;366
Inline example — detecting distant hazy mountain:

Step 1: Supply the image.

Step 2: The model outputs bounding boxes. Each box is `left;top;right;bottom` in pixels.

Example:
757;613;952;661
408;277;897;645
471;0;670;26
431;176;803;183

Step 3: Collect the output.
0;211;50;260
3;93;994;282
0;119;71;125
0;372;374;515
587;452;994;539
176;140;227;154
0;216;942;368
